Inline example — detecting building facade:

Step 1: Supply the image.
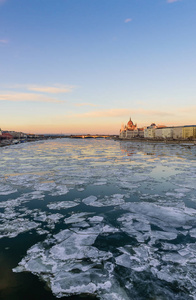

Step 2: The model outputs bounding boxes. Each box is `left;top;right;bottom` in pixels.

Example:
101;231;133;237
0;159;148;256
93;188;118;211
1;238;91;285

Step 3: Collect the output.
119;117;143;139
173;127;183;140
119;118;196;141
161;127;173;139
144;123;157;139
182;126;196;139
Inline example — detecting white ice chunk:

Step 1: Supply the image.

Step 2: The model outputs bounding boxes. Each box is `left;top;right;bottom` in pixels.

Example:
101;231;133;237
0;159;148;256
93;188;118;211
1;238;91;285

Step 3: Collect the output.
83;194;125;207
50;185;69;196
0;184;17;195
0;219;39;238
64;212;92;224
189;228;196;238
88;216;104;223
47;200;80;210
35;182;56;192
82;196;97;206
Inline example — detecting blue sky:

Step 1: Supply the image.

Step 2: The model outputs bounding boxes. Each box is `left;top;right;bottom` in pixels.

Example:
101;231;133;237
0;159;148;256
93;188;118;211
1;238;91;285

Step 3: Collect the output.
0;0;196;134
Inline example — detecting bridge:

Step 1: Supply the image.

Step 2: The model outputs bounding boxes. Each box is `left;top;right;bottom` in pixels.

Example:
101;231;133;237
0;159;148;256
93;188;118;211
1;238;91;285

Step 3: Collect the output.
70;135;114;139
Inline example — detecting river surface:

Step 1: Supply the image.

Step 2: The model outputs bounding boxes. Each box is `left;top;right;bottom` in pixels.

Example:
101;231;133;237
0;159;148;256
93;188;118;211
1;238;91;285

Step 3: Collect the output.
0;139;196;300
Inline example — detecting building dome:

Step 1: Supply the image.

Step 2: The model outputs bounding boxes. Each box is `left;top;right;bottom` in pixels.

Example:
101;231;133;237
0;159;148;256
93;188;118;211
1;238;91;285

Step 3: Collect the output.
127;118;137;130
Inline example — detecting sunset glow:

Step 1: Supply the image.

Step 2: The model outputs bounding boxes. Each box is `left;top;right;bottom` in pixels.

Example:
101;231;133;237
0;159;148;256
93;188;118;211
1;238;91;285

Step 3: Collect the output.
0;0;195;134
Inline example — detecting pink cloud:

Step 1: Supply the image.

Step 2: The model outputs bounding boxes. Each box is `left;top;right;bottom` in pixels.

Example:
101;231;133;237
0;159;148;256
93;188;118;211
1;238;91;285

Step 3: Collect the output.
167;0;180;3
124;18;132;23
67;108;172;119
74;103;97;107
0;93;64;103
4;83;74;94
0;39;8;44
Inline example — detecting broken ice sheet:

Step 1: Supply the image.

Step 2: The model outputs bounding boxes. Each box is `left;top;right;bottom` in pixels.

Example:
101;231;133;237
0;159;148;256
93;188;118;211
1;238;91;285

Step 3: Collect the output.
50;185;69;196
0;138;195;299
35;182;56;192
33;211;64;224
12;191;45;204
0;219;39;239
189;228;196;238
115;253;148;272
82;194;125;207
0;184;17;195
120;202;196;231
93;179;107;185
13;226;116;298
88;216;104;223
7;174;41;188
64;212;93;224
47;199;80;210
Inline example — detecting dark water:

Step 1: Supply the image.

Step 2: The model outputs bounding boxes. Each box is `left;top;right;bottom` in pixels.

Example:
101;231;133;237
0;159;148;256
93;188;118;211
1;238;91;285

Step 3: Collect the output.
0;139;196;300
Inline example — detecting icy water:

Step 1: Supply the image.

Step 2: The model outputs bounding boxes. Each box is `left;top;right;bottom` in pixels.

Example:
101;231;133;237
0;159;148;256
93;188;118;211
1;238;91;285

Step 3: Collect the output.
0;139;196;300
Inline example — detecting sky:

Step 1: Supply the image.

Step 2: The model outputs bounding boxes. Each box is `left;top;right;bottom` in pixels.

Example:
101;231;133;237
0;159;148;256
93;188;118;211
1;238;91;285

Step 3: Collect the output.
0;0;196;134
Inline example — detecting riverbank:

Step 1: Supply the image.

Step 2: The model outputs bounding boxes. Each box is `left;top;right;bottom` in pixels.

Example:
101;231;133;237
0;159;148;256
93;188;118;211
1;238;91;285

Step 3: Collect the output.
1;136;196;148
116;137;196;145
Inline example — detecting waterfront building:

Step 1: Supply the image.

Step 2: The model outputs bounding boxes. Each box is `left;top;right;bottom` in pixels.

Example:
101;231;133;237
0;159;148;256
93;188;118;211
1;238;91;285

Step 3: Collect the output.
154;126;167;139
144;123;157;139
119;117;144;139
138;128;144;138
8;131;27;139
1;132;13;139
182;125;196;139
0;132;13;145
125;130;137;138
155;128;163;139
119;118;196;141
161;127;173;139
119;117;136;138
144;127;148;139
0;128;2;135
173;126;183;140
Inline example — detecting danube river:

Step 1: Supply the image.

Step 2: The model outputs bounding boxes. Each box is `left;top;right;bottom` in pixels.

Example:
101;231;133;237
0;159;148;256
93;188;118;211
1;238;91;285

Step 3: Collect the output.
0;139;196;300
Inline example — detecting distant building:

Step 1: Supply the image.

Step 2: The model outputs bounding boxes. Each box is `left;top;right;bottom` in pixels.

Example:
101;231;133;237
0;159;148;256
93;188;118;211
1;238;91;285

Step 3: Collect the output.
154;126;166;139
161;127;174;139
138;128;144;138
173;126;183;140
119;118;196;141
182;126;196;139
8;131;23;138
144;123;157;139
119;117;144;139
0;132;13;140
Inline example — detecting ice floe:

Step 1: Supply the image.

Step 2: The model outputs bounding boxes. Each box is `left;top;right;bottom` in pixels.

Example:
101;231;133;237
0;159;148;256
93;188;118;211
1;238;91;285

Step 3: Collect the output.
82;194;125;207
0;219;39;238
13;225;116;298
0;184;17;195
47;199;80;210
0;139;195;299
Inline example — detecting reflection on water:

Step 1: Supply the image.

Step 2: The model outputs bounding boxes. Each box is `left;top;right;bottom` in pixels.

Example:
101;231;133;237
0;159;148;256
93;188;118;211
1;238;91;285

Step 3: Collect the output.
0;139;196;300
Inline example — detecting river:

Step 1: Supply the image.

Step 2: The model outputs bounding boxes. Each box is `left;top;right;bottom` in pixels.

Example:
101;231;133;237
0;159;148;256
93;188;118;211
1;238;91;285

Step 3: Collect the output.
0;139;196;300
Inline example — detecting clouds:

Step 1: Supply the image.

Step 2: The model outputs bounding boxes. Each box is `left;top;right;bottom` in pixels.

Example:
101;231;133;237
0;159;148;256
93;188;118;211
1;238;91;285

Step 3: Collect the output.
0;83;75;103
68;108;173;119
9;84;74;94
124;18;132;23
0;93;63;103
0;39;8;44
27;84;73;94
74;102;97;107
167;0;181;3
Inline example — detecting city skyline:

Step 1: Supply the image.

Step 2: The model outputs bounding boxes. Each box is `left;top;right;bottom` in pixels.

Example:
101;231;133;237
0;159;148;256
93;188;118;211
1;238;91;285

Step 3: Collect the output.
0;0;196;134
